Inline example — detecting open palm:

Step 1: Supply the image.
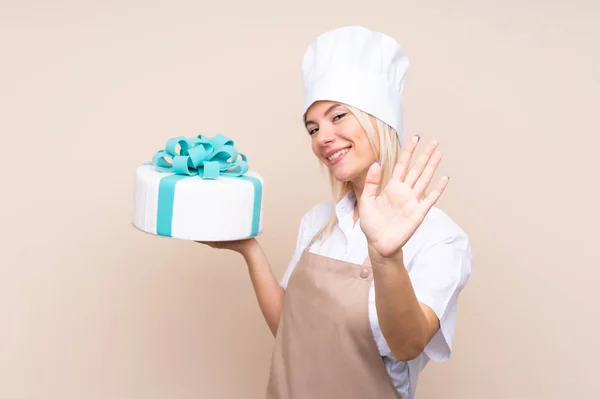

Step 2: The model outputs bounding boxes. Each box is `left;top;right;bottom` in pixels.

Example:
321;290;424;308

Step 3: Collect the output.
359;137;450;258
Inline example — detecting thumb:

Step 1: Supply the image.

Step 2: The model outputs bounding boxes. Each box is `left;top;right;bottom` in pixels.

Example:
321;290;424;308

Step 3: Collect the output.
362;161;382;201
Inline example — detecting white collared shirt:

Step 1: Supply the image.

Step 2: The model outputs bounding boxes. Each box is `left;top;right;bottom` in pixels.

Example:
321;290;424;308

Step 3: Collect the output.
279;190;472;399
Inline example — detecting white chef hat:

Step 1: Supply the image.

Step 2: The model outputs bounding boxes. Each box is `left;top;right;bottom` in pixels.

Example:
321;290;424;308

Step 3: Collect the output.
301;26;410;146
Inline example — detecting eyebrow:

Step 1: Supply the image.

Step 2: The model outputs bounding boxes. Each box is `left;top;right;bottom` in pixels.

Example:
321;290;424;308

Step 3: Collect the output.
305;103;342;127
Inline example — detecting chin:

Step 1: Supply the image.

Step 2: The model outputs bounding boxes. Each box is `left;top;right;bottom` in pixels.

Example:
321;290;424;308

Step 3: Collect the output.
331;170;358;183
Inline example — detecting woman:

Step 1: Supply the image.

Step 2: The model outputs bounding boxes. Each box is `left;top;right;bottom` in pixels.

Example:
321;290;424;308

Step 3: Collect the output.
201;26;472;399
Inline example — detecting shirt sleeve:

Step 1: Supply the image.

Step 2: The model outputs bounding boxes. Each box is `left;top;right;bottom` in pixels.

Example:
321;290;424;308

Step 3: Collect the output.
409;230;473;362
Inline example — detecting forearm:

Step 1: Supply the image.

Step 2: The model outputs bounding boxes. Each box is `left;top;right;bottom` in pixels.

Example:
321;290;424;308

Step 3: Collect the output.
242;240;285;337
369;244;429;361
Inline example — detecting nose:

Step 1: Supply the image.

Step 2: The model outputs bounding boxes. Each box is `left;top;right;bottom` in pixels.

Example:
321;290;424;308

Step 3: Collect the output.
316;125;336;147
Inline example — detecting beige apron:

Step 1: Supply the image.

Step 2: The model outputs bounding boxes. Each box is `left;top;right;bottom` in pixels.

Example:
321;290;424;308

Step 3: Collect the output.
266;234;402;399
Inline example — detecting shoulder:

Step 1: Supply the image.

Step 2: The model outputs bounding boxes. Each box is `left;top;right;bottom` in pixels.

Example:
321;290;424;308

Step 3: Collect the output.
299;200;335;228
290;200;334;245
284;200;335;258
406;205;472;263
417;206;469;244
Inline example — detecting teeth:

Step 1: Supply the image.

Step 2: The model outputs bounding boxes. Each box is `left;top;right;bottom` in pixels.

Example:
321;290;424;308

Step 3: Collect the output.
327;148;349;162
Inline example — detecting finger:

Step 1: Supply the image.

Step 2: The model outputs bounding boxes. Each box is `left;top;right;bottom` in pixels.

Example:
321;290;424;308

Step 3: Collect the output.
362;162;382;200
391;134;420;181
404;140;439;188
413;150;443;200
416;176;450;216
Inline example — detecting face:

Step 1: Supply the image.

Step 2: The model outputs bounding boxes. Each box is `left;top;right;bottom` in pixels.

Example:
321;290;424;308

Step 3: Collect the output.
304;101;377;185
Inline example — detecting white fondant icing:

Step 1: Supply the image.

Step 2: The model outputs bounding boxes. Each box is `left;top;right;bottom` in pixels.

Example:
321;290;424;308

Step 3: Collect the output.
132;164;264;241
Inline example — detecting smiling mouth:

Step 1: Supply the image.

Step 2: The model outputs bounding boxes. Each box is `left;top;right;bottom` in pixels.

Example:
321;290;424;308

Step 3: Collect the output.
326;147;350;162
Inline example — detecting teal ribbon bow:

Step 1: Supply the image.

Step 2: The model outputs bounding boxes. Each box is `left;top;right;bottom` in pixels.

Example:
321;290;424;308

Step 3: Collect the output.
149;134;262;238
152;134;249;179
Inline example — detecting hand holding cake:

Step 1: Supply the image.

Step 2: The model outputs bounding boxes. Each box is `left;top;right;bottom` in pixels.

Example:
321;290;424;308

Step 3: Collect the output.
196;237;258;256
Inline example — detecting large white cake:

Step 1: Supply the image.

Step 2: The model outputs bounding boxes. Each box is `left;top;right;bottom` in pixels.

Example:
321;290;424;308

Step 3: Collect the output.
132;134;264;241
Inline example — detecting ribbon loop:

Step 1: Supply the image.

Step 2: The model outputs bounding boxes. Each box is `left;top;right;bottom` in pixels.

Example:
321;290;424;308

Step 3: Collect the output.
201;161;220;179
172;155;193;175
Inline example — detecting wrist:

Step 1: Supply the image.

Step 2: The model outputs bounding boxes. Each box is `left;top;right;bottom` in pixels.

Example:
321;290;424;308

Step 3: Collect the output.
368;243;404;268
241;238;261;260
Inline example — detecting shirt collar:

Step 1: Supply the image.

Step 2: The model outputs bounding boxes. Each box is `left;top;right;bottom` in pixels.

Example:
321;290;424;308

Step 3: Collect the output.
335;190;357;230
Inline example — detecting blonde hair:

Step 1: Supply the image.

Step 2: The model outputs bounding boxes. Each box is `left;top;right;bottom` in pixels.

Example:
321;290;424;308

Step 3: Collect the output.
311;104;403;244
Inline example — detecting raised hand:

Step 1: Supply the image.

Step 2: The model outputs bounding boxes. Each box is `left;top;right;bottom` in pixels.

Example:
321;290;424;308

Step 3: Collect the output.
358;135;450;258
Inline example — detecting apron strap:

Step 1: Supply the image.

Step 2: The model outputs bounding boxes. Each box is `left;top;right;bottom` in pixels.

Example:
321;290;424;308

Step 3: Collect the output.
304;227;372;267
304;227;324;252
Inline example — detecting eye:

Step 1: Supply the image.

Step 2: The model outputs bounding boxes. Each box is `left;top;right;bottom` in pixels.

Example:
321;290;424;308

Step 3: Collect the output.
333;113;347;121
308;127;318;135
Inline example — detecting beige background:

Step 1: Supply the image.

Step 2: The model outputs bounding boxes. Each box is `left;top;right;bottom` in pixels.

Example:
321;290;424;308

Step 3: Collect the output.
1;0;599;398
